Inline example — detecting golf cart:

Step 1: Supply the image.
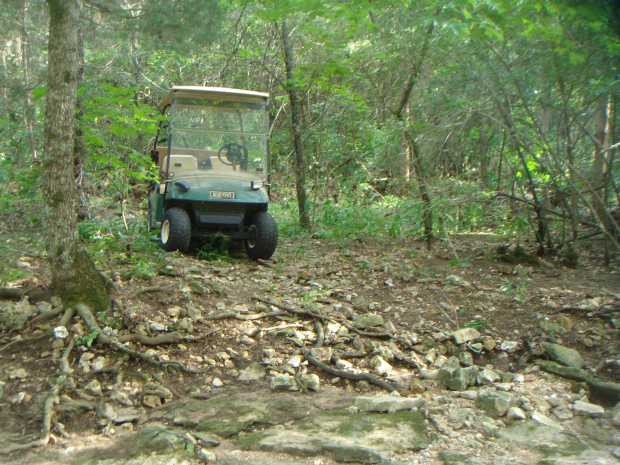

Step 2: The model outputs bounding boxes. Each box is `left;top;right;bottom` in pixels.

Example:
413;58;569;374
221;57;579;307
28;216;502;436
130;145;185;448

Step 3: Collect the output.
147;86;277;260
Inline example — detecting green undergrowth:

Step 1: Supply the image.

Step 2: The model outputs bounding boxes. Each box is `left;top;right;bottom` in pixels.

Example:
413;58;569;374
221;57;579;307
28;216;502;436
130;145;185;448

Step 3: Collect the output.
271;180;530;242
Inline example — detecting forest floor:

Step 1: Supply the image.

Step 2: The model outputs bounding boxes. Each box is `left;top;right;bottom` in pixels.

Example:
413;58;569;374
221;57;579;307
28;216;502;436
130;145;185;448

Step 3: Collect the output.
0;220;619;465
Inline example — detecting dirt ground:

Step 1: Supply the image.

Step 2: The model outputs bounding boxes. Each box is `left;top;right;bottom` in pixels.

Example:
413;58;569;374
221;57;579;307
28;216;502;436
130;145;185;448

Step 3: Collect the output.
0;230;618;464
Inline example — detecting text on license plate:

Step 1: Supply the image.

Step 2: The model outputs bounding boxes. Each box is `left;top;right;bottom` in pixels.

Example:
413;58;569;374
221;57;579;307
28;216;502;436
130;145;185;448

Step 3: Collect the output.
209;191;236;199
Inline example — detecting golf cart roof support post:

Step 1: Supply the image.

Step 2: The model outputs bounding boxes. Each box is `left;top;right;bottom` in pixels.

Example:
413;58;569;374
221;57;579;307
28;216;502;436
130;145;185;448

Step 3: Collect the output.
165;98;174;181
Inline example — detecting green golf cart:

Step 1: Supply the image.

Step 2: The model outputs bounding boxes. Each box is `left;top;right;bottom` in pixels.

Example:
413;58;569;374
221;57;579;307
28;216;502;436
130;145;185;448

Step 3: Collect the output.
147;86;277;260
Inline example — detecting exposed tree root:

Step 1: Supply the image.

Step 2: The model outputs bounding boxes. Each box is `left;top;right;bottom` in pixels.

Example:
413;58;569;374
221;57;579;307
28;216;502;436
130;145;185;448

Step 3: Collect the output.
206;309;285;321
3;338;74;455
304;349;401;392
0;286;51;303
314;320;325;348
255;296;394;339
75;304;202;373
117;332;203;346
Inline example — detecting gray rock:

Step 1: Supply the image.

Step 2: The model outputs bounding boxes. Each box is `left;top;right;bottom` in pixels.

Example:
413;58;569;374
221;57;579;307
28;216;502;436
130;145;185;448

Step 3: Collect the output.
477;368;500;385
612;403;620;426
212;377;223;388
177;317;194;333
572;400;605;418
238;362;266;382
192;432;220;448
143;382;174;401
352;313;384;330
439;357;478;390
419;369;439;379
300;373;320;392
270;374;299;391
552;405;573;421
478;390;512;417
196;448;216;462
85;379;103;397
531;411;562;429
452;328;480;345
500;341;519;352
370;355;392;376
507;406;526;421
542;342;585;368
459;351;474;367
97;403;140;424
353;395;425;413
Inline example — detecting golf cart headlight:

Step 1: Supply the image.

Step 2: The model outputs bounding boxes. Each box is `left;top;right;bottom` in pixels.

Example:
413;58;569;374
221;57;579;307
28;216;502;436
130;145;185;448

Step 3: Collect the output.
251;180;264;190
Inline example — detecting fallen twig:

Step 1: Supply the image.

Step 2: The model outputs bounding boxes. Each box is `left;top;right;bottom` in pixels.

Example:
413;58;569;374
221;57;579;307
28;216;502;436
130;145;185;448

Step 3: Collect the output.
117;332;203;346
304;349;401;392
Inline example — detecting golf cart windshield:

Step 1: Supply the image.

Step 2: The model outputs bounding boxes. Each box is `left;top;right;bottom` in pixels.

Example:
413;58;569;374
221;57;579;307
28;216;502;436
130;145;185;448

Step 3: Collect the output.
162;97;268;179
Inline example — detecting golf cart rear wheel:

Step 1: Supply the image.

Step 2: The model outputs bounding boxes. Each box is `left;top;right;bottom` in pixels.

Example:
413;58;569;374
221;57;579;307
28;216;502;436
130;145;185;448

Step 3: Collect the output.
160;207;191;252
245;212;277;260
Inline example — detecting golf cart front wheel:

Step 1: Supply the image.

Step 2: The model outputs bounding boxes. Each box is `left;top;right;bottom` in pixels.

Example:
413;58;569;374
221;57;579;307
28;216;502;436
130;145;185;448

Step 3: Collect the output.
245;212;277;260
160;207;192;252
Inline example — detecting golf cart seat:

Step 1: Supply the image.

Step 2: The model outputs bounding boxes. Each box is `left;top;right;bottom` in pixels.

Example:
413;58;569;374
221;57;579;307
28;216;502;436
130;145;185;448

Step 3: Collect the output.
162;154;198;176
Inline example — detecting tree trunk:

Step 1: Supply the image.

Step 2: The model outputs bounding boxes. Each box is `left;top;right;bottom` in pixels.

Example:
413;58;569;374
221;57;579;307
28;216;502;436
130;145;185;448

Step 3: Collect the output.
20;0;37;162
404;129;433;246
43;0;110;310
281;19;310;229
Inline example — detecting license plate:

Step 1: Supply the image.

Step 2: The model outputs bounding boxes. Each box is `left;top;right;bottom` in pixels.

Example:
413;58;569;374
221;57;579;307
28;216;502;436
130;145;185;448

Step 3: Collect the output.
209;191;236;199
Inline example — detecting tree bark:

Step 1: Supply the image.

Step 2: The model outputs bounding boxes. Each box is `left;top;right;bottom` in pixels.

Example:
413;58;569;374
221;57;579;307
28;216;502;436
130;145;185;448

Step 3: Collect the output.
281;19;310;229
43;0;110;310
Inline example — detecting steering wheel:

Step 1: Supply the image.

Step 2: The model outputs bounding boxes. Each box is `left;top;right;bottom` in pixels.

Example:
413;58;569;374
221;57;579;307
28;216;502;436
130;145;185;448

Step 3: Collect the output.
217;143;248;168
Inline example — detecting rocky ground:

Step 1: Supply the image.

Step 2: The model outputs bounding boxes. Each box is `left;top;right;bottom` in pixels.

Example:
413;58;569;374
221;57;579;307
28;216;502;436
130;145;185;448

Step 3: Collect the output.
0;232;619;465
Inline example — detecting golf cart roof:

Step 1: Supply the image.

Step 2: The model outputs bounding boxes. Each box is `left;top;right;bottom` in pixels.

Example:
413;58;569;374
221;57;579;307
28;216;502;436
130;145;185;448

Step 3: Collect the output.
159;86;269;110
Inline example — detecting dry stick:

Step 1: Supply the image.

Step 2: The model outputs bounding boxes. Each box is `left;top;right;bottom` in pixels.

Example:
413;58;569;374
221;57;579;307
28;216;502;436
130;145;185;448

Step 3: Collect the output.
303;349;400;392
75;304;202;374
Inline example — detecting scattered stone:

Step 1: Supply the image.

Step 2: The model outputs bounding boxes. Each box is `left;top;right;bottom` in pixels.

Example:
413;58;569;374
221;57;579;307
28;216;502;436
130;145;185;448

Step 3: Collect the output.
354;395;424;413
53;325;69;339
10;391;27;404
238;362;267;382
166;306;182;318
353;313;384;330
8;368;28;380
312;347;333;362
458;351;474;367
477;368;501;385
572;400;605;418
143;382;173;401
110;390;133;406
370;355;392;376
439;357;478;391
270;374;299;391
481;336;496;352
335;359;355;371
531;412;562;429
542;342;585;369
507;406;527;421
149;322;167;332
193;432;220;448
98;403;141;424
288;355;302;368
300;373;320;392
212;377;224;388
552;405;573;420
85;379;102;396
142;395;162;408
612;403;620;427
186;306;203;321
91;356;109;372
478;390;512;417
196;448;216;462
500;341;519;353
177;317;194;333
451;327;480;345
419;369;439;380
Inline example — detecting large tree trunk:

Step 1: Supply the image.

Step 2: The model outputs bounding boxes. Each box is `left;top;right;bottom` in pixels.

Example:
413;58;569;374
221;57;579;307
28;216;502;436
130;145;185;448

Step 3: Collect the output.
43;0;110;310
281;19;310;229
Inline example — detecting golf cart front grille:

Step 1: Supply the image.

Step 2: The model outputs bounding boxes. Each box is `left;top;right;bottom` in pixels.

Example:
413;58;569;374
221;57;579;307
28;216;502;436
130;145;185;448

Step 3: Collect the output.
196;212;243;227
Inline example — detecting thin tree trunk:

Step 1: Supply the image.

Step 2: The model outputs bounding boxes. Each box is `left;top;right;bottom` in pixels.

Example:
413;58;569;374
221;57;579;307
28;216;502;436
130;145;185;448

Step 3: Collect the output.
44;0;110;310
281;19;310;229
20;0;37;162
404;130;433;247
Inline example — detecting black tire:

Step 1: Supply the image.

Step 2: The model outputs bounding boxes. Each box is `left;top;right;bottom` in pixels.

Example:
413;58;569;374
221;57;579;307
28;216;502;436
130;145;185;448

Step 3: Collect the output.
245;211;278;260
160;207;192;252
